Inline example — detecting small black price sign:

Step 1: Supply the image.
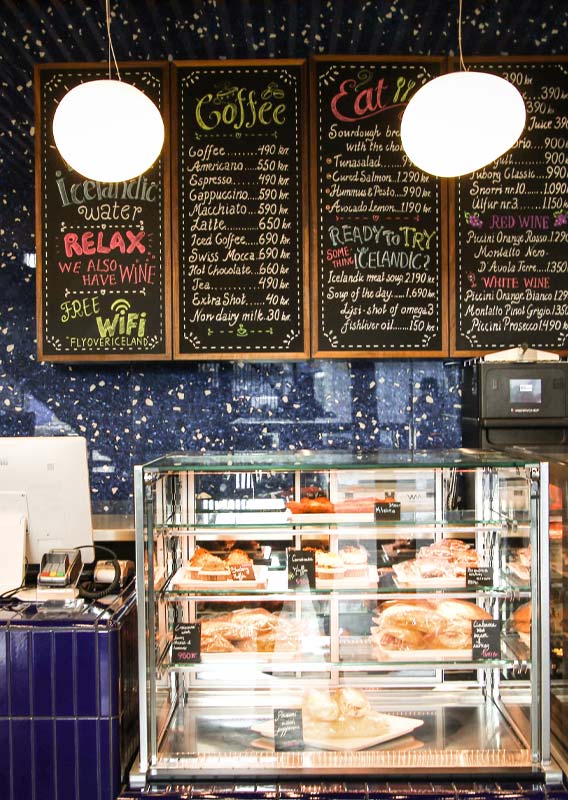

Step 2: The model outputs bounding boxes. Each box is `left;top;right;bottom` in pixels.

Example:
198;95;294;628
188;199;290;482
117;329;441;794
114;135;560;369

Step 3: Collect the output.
287;549;316;589
472;619;501;660
466;567;493;587
273;708;304;751
374;501;401;521
171;622;201;664
229;563;256;581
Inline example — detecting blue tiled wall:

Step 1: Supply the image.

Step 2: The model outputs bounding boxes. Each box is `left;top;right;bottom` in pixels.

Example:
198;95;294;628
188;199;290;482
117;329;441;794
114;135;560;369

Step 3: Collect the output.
1;0;566;515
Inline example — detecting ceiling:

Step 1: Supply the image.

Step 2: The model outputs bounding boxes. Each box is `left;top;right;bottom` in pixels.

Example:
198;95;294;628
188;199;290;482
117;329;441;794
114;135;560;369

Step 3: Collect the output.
0;0;566;262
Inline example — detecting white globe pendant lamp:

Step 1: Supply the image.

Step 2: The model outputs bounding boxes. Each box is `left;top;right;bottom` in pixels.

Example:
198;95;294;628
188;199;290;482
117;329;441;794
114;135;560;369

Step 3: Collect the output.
52;1;164;183
400;1;526;178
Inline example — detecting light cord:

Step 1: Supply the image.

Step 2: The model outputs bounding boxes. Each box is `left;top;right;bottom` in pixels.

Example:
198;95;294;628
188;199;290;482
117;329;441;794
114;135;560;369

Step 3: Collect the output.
458;0;466;71
105;0;121;81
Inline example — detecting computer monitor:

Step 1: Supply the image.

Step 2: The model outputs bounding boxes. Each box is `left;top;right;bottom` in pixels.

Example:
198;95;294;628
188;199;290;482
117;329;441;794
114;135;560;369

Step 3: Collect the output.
0;436;94;566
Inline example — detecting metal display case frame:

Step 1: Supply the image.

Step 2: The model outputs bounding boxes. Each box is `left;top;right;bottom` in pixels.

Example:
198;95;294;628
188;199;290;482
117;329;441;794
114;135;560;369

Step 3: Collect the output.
131;449;558;787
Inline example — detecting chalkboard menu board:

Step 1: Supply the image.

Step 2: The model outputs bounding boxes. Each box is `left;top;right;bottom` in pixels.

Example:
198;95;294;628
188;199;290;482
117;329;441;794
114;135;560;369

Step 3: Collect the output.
173;60;309;359
452;57;568;356
35;63;171;362
311;56;448;358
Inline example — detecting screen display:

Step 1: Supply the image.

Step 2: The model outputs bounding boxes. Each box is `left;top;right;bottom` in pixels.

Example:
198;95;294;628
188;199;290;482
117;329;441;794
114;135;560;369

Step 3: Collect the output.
509;378;542;404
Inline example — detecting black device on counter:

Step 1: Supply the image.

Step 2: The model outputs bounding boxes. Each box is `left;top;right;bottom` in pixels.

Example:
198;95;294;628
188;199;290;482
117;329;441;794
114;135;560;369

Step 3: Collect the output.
462;360;568;448
37;548;83;589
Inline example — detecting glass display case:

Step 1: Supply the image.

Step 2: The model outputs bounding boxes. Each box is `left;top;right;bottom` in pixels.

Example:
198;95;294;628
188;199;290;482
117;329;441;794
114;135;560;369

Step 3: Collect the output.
131;450;557;786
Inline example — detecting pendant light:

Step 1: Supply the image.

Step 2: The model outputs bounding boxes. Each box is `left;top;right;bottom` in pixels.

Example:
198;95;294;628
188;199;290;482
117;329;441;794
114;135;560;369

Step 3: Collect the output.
400;0;526;178
52;0;164;183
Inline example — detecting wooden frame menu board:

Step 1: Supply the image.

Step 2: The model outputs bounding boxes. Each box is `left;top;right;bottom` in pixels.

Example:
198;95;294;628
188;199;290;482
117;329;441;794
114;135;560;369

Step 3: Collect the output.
311;56;448;358
451;57;568;357
35;63;171;362
173;59;309;360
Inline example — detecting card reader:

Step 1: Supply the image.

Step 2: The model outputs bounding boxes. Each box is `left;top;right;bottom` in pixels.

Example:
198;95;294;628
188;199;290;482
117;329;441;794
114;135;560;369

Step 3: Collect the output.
38;549;83;588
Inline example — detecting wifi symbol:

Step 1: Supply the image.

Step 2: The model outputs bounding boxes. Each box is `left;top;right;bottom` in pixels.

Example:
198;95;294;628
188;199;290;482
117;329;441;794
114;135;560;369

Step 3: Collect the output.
111;298;131;313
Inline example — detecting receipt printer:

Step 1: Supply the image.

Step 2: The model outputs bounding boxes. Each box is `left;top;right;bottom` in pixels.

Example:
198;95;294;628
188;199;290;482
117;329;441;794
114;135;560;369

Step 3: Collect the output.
462;359;568;448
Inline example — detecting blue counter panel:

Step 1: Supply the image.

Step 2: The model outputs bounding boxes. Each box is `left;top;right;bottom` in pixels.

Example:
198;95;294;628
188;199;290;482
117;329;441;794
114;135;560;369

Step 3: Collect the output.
0;591;137;800
34;718;56;799
32;629;53;717
11;718;32;798
54;630;76;717
76;631;98;718
10;627;31;716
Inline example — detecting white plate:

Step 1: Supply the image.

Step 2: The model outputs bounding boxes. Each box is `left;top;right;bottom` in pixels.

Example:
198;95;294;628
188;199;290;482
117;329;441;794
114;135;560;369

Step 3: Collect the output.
251;713;423;751
170;565;268;590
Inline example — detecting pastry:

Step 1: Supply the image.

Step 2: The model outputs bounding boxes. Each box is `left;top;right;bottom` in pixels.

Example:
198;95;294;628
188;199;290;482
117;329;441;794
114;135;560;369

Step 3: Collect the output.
315;551;345;580
375;601;443;633
393;538;479;585
303;688;340;721
201;618;245;641
512;602;531;635
435;598;492;622
185;545;213;578
371;624;429;651
200;632;236;653
333;498;378;514
339;545;369;578
300;497;335;514
301;687;390;740
435;620;473;650
198;559;231;580
225;548;253;567
336;687;371;718
197;608;301;653
371;599;492;653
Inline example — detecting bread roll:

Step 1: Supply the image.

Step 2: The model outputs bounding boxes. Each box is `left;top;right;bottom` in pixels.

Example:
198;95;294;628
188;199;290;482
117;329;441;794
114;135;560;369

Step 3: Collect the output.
435;599;492;621
200;632;236;653
435;620;472;650
371;624;427;651
378;602;444;633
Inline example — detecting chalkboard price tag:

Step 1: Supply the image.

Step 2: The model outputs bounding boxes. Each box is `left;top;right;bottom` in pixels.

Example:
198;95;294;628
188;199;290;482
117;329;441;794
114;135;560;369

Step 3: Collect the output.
472;619;501;660
374;501;401;521
287;549;316;589
466;567;493;587
171;622;201;664
273;708;304;751
229;563;256;581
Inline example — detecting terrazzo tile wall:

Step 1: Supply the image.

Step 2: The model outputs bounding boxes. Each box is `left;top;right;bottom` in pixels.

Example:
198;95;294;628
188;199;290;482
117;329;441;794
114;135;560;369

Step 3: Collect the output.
0;0;566;515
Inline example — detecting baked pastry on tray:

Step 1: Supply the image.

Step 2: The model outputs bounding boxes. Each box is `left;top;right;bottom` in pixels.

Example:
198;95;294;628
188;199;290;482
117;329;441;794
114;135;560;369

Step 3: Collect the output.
371;598;492;653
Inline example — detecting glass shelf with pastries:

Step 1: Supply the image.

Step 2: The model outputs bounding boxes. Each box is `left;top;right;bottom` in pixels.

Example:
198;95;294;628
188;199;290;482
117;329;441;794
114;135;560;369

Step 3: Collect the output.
147;686;535;778
158;530;532;596
155;591;531;676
